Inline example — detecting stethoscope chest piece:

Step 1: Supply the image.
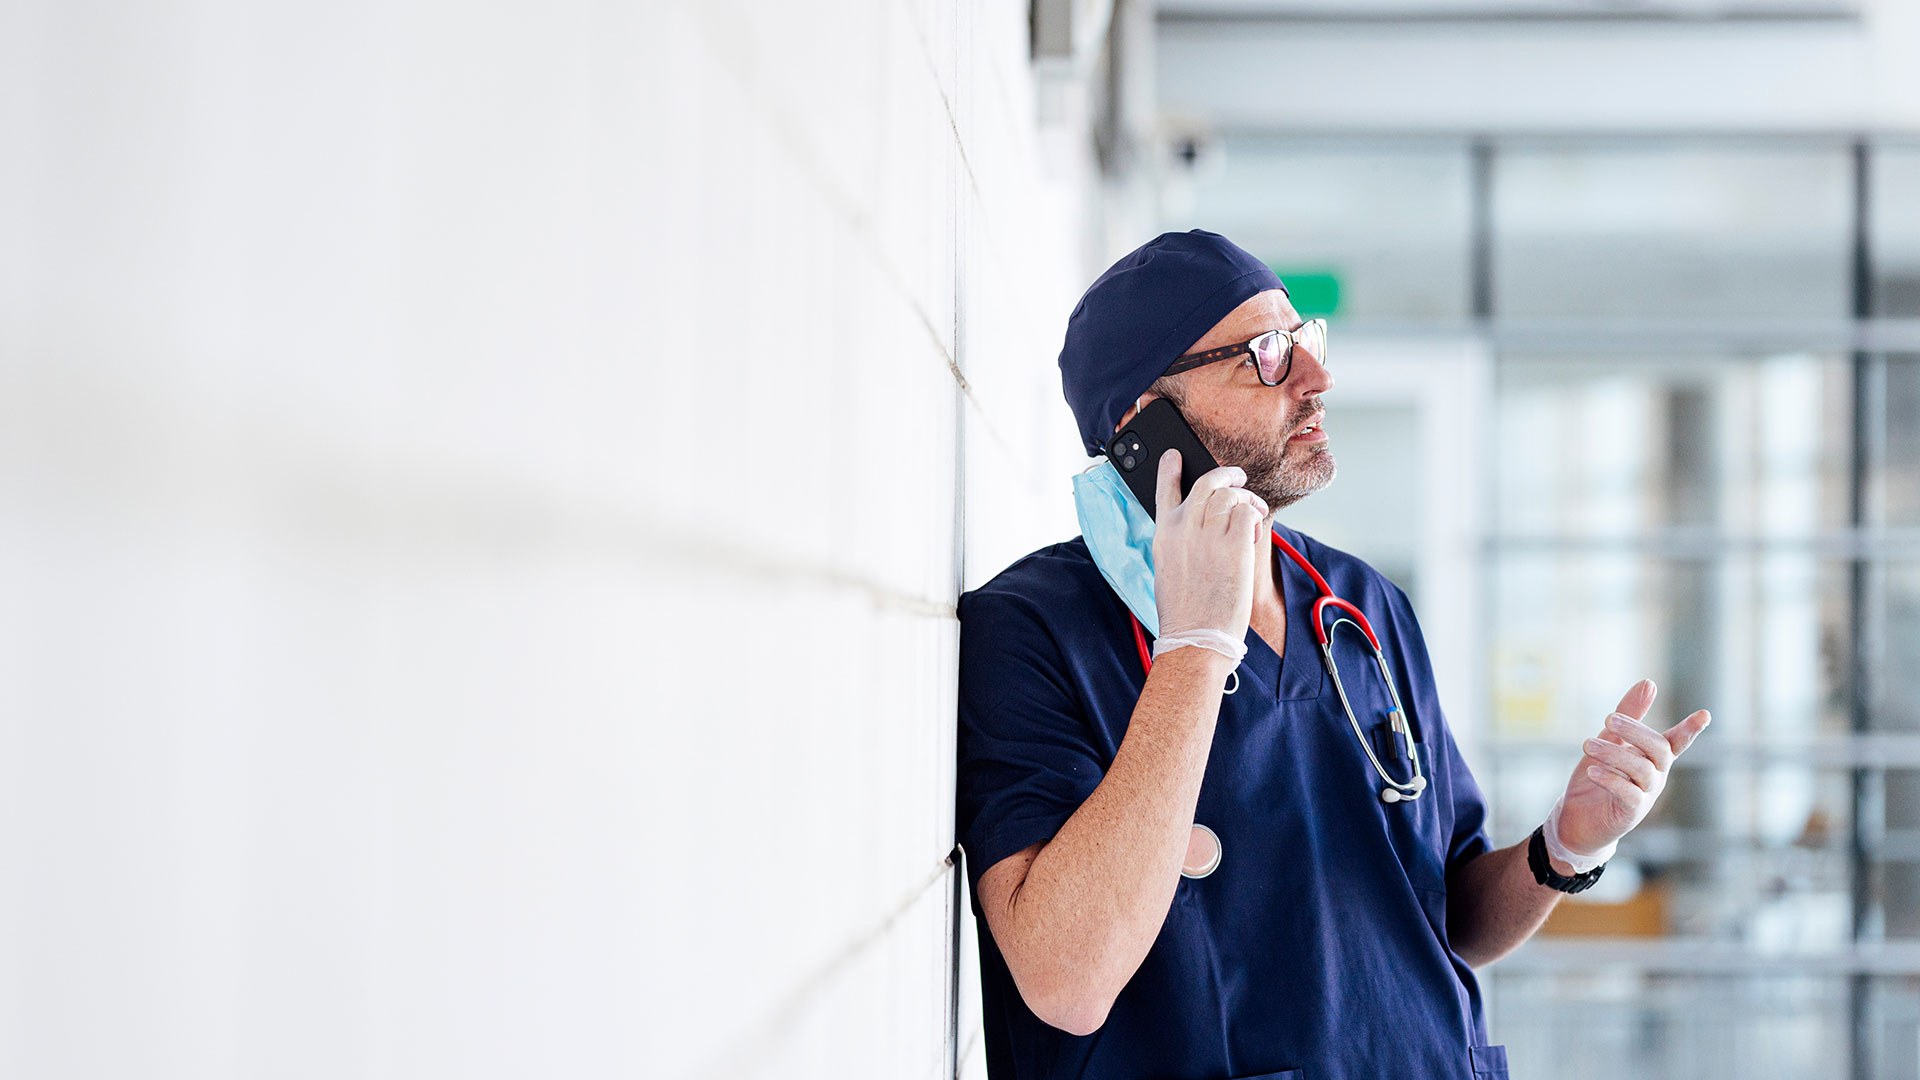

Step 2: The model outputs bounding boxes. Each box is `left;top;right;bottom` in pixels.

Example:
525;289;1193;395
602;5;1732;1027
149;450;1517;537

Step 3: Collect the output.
1181;823;1222;879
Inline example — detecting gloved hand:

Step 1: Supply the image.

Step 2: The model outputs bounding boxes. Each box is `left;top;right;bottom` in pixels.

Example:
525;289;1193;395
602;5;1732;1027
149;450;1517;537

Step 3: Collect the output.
1148;448;1268;664
1547;678;1712;871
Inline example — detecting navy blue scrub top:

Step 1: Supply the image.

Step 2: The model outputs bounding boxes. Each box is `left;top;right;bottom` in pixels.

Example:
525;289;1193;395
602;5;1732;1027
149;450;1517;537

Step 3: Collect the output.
954;523;1509;1080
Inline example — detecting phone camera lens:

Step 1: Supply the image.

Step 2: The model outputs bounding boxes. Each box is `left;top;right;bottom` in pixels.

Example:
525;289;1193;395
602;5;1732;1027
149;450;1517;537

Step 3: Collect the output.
1121;454;1137;470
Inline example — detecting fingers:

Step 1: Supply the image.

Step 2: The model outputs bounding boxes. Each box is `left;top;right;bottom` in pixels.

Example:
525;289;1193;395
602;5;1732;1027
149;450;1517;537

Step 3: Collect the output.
1580;692;1712;799
1235;486;1269;520
1202;484;1266;527
1185;464;1248;510
1584;735;1656;791
1612;678;1657;723
1157;450;1251;519
1584;762;1641;806
1227;498;1265;539
1665;709;1712;756
1602;712;1675;772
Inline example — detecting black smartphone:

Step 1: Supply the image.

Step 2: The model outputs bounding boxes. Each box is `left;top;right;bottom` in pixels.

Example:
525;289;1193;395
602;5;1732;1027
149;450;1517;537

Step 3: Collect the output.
1105;397;1221;522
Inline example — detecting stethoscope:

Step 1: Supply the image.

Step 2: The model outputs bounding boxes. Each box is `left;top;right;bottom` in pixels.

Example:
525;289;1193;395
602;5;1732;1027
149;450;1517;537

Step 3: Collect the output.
1129;529;1430;879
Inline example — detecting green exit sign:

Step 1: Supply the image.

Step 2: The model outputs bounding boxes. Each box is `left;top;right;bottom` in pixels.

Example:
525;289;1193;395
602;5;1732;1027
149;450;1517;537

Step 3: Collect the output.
1270;268;1340;318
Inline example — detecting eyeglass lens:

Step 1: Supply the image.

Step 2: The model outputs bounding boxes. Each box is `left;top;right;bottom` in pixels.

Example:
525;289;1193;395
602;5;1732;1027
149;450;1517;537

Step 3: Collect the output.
1250;320;1326;385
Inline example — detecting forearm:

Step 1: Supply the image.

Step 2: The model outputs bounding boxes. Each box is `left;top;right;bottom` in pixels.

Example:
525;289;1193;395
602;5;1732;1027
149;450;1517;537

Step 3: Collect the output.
1446;832;1580;968
1001;645;1236;1031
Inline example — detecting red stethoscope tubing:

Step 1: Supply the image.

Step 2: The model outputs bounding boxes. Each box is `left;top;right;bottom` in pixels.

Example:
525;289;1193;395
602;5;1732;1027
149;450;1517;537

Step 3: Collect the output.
1129;527;1428;803
1129;529;1382;675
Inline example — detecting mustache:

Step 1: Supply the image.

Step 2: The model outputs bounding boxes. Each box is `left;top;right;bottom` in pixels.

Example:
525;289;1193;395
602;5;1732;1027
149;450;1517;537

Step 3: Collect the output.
1285;396;1325;433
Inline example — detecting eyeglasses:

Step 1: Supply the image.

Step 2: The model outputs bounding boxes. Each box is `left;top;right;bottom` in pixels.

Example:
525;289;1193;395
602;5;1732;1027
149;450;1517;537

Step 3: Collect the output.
1162;318;1328;387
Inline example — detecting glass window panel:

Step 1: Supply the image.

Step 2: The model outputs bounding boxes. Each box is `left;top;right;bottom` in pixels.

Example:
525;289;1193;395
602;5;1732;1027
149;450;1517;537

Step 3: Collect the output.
1871;142;1920;318
1494;353;1855;536
1875;561;1920;735
1880;766;1920;940
1868;976;1920;1080
1488;759;1854;943
1492;144;1854;319
1473;136;1907;1077
1487;553;1850;741
1878;354;1920;527
1488;973;1853;1080
1485;550;1857;947
1184;137;1472;319
1491;973;1920;1079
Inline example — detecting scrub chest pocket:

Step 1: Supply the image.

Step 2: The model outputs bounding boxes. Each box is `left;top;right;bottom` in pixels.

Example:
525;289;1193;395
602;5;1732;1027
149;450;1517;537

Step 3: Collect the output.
1470;1043;1511;1077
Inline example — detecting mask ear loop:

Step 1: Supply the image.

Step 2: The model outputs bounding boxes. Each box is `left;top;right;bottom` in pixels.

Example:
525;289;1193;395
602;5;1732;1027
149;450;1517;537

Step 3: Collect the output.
1224;670;1239;695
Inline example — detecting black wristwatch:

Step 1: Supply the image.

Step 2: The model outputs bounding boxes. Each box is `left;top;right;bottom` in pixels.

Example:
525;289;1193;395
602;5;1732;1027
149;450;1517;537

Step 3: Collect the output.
1527;824;1606;894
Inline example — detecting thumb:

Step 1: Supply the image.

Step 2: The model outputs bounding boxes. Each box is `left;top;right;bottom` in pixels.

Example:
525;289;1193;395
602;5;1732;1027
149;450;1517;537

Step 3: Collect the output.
1155;448;1183;517
1665;709;1712;756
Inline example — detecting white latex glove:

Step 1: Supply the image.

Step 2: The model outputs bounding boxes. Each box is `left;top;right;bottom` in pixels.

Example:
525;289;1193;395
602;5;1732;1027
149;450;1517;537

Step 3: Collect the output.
1148;448;1268;663
1548;679;1712;871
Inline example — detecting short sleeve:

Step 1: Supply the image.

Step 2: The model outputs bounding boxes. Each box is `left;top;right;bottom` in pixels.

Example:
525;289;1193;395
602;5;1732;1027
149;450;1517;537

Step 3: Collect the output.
954;588;1108;908
1382;582;1494;883
1436;716;1495;881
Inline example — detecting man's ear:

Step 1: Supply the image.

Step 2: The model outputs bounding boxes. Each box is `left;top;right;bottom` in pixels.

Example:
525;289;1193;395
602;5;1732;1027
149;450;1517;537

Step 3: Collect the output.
1114;391;1158;433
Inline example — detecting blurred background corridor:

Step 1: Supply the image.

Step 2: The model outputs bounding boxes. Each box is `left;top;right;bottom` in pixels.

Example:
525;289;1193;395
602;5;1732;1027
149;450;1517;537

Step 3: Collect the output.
5;1;1920;1078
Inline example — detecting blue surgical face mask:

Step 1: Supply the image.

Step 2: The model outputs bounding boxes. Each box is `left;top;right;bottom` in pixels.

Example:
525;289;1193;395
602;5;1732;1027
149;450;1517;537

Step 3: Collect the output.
1072;459;1161;637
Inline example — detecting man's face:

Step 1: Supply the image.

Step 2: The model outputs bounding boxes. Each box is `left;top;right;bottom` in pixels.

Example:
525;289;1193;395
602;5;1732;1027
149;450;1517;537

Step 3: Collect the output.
1116;289;1336;512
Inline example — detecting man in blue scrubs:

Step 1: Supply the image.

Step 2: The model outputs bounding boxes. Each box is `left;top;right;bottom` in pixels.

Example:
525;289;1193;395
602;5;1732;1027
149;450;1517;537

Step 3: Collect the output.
954;230;1713;1080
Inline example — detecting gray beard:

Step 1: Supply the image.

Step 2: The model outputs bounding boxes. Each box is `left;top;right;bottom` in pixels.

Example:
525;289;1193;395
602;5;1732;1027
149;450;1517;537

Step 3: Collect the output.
1188;413;1337;512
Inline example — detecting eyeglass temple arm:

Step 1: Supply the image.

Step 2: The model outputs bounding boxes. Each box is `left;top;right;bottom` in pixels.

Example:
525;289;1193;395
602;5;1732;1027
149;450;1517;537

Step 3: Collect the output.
1161;341;1251;377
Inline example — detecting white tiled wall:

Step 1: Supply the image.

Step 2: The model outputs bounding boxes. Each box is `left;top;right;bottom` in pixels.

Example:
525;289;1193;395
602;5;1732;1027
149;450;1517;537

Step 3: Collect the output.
1;1;1107;1077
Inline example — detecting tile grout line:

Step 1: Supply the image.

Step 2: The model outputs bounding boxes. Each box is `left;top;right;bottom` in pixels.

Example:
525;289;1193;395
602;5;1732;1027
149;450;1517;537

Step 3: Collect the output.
945;6;971;1076
686;0;1006;417
693;854;956;1080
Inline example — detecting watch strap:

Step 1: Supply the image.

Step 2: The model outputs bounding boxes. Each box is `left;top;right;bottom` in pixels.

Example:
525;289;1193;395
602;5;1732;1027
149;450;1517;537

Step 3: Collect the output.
1528;823;1606;894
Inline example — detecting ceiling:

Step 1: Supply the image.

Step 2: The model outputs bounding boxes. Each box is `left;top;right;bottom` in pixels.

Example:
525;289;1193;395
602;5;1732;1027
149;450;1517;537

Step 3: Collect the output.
1151;0;1919;136
1155;0;1862;20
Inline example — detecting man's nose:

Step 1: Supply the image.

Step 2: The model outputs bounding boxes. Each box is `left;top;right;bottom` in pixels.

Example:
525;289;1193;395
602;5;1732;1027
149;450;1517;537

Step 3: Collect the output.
1290;343;1333;397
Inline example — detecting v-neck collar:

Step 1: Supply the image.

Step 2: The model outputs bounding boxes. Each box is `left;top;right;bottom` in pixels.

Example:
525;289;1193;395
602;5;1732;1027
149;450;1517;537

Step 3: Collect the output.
1239;526;1328;703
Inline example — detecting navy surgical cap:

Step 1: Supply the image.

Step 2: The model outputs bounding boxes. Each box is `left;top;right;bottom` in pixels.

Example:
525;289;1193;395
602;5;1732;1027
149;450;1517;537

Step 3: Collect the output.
1058;229;1288;457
